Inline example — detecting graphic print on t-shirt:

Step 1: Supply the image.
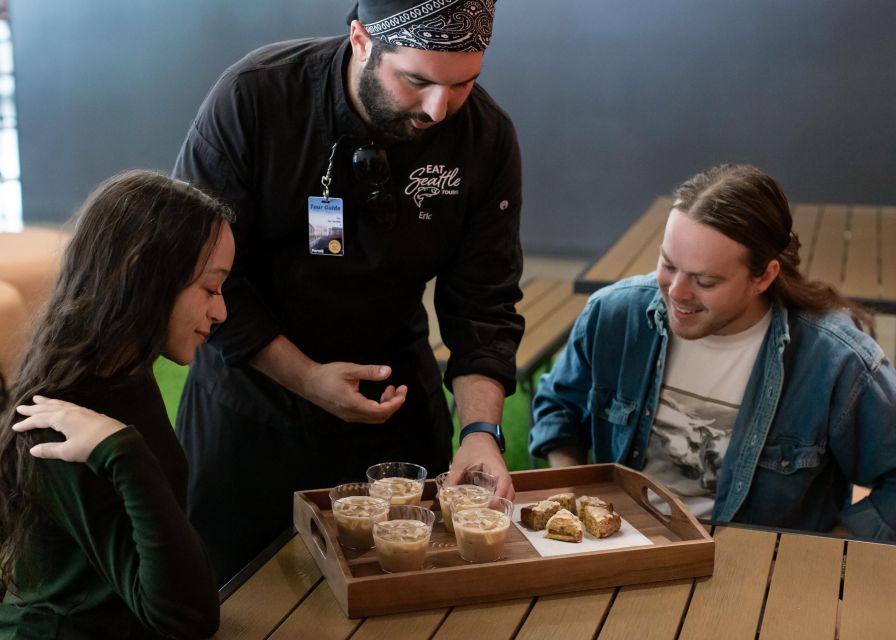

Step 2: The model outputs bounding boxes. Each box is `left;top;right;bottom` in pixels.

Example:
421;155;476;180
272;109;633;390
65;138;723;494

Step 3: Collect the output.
651;385;739;492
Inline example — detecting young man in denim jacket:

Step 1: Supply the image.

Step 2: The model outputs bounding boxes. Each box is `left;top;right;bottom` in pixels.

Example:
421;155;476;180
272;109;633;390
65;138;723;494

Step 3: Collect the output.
530;164;896;540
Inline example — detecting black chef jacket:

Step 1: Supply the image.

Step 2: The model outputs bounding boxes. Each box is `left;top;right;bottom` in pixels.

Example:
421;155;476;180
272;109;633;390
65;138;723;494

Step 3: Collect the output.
172;36;524;585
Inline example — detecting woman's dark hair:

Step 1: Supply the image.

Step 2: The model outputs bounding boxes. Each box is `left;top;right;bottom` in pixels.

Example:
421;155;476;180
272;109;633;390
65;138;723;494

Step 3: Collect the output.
0;169;233;586
673;163;870;327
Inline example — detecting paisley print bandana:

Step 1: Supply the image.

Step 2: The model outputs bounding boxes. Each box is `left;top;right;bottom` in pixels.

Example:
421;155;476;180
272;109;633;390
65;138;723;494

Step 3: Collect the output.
350;0;497;52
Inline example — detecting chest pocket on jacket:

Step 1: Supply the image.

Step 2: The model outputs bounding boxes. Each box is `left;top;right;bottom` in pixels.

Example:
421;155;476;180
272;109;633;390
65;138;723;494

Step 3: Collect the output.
590;388;638;423
589;387;639;460
758;438;825;475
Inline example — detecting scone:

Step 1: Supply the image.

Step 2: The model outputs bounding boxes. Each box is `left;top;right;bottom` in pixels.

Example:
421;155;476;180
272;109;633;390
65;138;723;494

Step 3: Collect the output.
581;504;621;538
544;508;584;543
520;500;561;530
578;495;613;514
546;492;576;515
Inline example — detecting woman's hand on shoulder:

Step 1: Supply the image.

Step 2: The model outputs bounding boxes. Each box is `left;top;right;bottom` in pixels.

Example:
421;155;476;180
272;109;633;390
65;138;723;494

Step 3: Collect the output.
12;396;127;462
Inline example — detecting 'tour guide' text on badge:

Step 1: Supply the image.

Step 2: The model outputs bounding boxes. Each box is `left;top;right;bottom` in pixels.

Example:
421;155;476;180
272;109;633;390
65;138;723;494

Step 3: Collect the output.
308;196;344;257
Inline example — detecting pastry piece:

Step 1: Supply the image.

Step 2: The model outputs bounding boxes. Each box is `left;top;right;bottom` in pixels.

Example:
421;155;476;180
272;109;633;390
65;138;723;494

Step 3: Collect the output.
544;509;584;543
578;495;613;514
581;504;622;538
520;500;561;530
547;492;577;515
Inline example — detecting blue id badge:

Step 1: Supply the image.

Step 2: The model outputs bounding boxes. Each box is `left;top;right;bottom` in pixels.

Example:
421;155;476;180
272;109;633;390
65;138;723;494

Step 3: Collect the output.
308;196;344;256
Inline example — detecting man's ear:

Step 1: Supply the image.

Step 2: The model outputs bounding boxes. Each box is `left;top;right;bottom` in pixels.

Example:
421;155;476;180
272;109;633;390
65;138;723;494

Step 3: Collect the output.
349;20;373;64
755;258;781;295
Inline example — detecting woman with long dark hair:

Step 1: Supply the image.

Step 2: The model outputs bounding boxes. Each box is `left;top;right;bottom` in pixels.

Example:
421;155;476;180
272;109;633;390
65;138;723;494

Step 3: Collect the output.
0;170;234;638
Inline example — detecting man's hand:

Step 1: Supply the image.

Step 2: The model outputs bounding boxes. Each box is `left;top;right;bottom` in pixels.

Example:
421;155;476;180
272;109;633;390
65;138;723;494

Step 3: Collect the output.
250;335;406;424
448;432;514;500
450;374;514;499
12;396;127;462
303;362;407;424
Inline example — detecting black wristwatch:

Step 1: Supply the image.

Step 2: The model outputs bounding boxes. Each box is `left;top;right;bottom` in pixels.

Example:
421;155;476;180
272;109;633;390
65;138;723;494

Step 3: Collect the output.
459;422;506;453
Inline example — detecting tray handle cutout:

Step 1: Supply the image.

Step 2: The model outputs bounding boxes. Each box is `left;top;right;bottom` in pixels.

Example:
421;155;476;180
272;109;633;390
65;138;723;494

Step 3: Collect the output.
640;487;672;525
307;510;329;559
617;465;698;532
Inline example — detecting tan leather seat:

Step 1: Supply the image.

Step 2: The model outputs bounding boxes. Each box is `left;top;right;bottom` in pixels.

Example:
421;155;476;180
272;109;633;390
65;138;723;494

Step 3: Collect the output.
0;227;69;316
0;227;70;378
0;280;27;379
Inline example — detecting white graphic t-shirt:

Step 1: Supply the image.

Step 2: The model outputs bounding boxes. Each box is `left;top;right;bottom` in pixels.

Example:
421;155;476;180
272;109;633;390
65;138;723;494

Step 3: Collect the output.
643;309;772;519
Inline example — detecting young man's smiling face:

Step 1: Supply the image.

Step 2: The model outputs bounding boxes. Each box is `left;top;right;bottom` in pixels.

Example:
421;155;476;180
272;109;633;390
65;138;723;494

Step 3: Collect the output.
656;208;779;339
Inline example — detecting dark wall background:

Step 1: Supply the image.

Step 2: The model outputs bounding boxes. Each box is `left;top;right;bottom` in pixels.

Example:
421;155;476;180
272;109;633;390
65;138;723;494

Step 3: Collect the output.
12;1;896;257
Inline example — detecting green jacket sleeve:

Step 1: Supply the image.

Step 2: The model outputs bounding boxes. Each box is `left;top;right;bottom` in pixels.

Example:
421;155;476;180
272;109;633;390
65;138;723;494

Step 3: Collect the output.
41;427;219;638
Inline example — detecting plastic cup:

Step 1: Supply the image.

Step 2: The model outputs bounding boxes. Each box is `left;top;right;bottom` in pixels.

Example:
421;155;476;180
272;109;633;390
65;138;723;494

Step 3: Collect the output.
329;483;391;550
373;505;435;573
435;470;497;533
452;496;513;563
366;462;427;505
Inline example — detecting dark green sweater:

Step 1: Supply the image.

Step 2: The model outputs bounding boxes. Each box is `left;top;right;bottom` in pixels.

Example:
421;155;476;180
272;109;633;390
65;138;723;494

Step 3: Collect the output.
0;373;219;639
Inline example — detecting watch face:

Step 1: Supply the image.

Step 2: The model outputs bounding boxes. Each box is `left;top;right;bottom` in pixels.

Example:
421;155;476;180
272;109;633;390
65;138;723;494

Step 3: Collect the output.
496;426;506;452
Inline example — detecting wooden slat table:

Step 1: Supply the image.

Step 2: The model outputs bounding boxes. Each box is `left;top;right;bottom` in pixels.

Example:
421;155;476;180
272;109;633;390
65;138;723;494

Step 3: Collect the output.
215;523;896;639
574;197;896;314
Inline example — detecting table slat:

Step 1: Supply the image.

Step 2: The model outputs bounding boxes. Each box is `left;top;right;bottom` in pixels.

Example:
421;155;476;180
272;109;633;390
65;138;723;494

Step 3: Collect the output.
881;208;896;303
578;197;670;286
758;533;843;639
517;278;560;313
620;223;665;280
791;204;820;276
215;536;321;639
874;314;896;364
269;582;361;640
516;589;613;640
433;598;532;640
598;579;692;640
518;282;576;328
839;540;896;640
514;293;588;367
807;205;848;286
352;608;449;640
842;206;880;299
433;279;569;364
679;526;776;640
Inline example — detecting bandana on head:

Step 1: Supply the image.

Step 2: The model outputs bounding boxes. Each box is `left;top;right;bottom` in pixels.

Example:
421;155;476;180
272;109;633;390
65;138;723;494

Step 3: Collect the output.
348;0;497;52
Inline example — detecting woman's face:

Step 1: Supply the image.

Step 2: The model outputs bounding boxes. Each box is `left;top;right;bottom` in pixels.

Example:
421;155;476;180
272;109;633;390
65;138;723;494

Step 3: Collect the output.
162;222;235;365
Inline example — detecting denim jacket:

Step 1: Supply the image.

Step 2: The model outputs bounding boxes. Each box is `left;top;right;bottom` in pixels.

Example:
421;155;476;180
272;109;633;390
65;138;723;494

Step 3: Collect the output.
530;274;896;540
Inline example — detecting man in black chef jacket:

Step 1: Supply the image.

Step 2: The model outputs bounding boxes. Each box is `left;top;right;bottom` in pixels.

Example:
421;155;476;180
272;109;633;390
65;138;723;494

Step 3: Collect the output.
173;0;524;584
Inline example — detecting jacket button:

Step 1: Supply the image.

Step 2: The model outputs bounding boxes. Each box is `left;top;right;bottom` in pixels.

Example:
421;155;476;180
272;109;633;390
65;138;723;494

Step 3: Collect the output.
780;459;790;469
644;409;651;417
632;450;640;458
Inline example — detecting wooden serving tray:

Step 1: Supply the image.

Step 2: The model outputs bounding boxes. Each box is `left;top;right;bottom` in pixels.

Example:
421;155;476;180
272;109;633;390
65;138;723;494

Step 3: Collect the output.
293;464;714;618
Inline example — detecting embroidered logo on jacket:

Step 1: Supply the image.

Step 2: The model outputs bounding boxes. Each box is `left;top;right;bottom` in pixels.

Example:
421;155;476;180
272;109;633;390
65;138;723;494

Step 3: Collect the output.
405;164;461;208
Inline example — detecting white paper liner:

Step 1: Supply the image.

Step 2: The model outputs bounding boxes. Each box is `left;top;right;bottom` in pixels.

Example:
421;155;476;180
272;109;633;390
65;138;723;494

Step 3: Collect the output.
512;503;654;557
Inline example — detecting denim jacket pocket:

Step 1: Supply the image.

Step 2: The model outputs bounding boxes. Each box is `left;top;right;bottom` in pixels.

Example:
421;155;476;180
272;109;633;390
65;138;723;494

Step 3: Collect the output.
589;387;640;460
590;387;638;425
758;438;825;475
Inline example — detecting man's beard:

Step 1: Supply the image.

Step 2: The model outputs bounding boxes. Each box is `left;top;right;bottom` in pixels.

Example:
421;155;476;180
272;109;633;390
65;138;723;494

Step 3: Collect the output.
358;65;441;143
